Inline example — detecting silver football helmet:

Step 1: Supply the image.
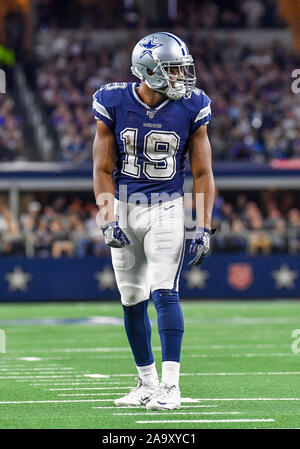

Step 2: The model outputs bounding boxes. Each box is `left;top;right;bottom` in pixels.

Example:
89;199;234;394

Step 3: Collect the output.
131;32;196;100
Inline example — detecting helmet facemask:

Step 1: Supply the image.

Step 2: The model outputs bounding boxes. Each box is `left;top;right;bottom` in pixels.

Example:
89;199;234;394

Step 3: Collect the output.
149;55;196;100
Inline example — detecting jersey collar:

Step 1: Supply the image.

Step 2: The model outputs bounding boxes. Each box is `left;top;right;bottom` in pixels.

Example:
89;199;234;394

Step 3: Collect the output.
131;83;170;111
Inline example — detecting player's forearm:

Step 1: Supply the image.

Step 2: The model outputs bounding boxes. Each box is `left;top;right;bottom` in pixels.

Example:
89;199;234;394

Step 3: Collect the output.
192;171;215;230
93;121;117;225
93;168;115;224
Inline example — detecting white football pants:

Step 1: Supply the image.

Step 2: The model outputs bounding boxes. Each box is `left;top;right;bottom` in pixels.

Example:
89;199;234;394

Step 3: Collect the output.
111;196;185;306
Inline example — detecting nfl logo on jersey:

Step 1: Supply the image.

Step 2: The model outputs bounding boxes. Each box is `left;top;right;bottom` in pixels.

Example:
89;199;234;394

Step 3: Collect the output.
146;110;157;119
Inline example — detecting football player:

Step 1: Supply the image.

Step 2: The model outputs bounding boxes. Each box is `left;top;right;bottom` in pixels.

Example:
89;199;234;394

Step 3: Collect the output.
92;32;215;410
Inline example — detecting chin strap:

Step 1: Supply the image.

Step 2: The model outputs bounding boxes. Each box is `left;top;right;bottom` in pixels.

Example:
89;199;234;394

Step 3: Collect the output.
164;86;185;100
152;84;185;101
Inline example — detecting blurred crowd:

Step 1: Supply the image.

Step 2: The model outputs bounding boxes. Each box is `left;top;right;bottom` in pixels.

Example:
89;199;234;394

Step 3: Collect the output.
0;94;25;161
36;0;284;30
0;191;299;257
194;35;300;162
35;31;300;163
179;0;283;29
0;196;109;258
211;190;300;254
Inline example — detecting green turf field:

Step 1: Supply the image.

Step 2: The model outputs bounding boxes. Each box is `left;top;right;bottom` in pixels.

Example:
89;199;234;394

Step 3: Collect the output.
0;300;300;429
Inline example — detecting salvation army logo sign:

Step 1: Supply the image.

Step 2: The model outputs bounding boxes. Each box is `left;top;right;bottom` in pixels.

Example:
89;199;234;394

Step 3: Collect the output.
228;263;253;291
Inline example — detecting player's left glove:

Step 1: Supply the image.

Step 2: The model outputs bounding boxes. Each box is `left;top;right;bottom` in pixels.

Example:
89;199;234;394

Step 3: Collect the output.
101;221;130;248
188;227;216;267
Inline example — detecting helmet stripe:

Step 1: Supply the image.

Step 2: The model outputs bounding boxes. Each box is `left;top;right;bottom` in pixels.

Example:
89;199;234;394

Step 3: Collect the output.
156;32;186;55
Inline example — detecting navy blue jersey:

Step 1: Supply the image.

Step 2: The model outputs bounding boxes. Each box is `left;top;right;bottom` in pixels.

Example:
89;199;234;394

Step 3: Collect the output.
93;82;211;203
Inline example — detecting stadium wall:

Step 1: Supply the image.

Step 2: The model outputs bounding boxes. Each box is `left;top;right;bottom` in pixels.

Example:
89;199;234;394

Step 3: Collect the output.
0;255;299;301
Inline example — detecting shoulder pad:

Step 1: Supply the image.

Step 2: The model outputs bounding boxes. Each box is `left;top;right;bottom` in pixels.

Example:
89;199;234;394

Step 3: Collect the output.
93;82;128;108
182;88;211;113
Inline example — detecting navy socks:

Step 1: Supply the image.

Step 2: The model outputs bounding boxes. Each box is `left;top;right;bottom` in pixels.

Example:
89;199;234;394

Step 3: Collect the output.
123;290;184;367
152;289;184;362
123;299;154;367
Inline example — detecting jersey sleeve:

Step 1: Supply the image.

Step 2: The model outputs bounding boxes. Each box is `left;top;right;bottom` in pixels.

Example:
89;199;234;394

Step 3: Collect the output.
190;91;212;134
92;86;115;129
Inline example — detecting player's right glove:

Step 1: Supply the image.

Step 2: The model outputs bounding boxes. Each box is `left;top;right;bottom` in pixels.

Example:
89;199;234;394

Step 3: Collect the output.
100;221;130;248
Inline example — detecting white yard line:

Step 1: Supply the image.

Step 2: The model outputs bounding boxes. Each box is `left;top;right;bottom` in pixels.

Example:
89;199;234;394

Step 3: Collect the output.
180;371;300;376
5;396;279;405
73;355;131;359
93;397;300;403
190;353;297;358
5;353;296;362
0;371;73;375
189;344;285;349
0;357;68;361
12;347;137;353
10;341;292;353
185;318;299;324
17;357;43;361
48;386;132;391
74;371;300;378
22;357;69;361
0;362;70;366
136;419;275;424
114;411;241;416
187;398;300;401
57;393;124;396
0;399;114;404
9;370;292;381
0;375;80;379
83;374;111;378
111;374;148;377
93;405;219;409
0;365;75;372
31;382;129;386
37;353;292;360
0;364;54;367
37;353;294;360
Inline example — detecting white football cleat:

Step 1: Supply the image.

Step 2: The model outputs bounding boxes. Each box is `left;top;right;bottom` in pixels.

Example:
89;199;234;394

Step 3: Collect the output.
146;382;181;410
114;377;158;407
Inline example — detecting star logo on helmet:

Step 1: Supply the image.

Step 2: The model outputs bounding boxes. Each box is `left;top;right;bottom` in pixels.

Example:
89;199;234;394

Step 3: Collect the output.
139;38;163;59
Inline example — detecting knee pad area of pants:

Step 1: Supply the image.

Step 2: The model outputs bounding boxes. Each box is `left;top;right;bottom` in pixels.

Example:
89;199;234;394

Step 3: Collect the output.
120;283;149;306
152;289;184;332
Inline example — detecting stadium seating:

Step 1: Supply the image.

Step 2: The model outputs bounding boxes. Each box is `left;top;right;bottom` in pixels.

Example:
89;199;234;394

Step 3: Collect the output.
32;33;299;163
0;191;299;257
0;94;25;161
